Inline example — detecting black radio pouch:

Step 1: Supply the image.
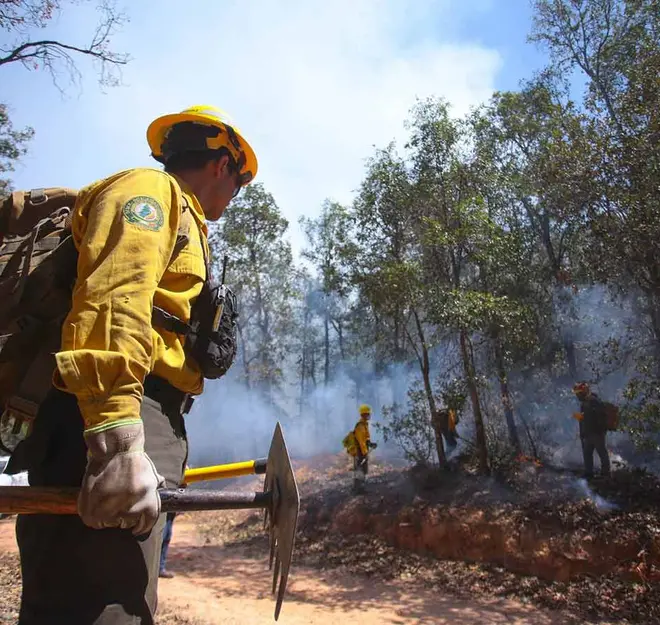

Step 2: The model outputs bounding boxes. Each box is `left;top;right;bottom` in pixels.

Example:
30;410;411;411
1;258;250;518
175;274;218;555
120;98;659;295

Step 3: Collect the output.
184;275;238;379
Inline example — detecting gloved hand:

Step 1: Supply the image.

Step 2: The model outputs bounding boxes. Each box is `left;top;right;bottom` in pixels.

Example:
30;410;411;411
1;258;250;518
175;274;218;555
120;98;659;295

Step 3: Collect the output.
78;421;165;536
368;442;378;450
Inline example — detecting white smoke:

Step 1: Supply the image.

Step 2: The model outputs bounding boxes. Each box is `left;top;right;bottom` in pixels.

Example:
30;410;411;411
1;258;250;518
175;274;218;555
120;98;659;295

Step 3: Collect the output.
185;284;659;474
184;362;417;468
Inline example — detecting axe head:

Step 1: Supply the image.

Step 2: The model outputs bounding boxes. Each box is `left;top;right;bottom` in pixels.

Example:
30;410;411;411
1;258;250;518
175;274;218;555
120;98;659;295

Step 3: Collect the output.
263;421;300;621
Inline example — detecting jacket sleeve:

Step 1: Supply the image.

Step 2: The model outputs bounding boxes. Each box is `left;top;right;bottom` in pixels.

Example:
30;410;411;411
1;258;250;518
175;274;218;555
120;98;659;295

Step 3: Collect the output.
54;169;181;433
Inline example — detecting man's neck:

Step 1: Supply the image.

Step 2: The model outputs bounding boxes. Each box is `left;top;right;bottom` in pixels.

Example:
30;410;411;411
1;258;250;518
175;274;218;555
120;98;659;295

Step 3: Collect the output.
168;171;211;217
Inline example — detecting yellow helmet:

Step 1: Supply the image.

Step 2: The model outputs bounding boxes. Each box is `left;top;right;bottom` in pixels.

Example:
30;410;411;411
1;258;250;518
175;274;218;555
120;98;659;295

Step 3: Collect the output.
146;105;258;188
359;404;371;416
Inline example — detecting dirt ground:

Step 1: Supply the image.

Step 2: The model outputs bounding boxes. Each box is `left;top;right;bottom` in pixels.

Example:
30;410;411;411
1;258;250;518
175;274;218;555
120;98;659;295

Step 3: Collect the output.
0;457;656;624
0;516;625;625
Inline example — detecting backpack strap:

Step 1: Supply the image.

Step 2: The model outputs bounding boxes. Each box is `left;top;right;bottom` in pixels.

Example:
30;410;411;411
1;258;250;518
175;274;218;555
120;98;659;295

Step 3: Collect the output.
170;195;192;262
3;209;70;318
0;188;77;238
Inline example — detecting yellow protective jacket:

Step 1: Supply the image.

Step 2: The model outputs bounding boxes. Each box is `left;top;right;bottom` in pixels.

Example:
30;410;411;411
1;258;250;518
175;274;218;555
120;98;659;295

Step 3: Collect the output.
53;167;209;433
448;409;457;432
354;419;371;457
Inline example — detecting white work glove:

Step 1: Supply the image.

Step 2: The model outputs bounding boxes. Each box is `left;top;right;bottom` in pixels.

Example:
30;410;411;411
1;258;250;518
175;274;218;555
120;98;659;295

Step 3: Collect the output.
78;421;165;536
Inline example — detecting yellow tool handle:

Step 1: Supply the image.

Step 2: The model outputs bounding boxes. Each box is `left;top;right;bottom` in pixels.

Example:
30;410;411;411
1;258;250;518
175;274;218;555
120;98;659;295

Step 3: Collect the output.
183;457;267;484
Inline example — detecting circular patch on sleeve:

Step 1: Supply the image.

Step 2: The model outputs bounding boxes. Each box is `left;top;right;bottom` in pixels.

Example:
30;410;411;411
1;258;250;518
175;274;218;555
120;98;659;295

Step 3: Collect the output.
122;196;165;232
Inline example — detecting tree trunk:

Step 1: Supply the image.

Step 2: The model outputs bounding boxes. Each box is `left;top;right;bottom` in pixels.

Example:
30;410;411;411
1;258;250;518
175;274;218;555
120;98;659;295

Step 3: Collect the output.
564;337;578;381
299;302;311;418
460;329;489;473
646;292;660;376
524;200;579;380
324;296;330;386
493;336;521;454
309;346;316;387
413;311;447;467
254;271;271;396
332;318;346;361
237;323;251;389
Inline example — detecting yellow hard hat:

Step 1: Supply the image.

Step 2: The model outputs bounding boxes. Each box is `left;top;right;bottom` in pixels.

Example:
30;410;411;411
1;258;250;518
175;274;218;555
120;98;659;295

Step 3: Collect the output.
359;404;371;416
146;105;258;187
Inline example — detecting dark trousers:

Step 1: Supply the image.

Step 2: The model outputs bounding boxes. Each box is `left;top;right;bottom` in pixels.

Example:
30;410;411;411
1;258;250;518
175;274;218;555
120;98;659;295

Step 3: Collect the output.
159;512;177;573
15;381;188;625
353;454;368;492
581;432;610;477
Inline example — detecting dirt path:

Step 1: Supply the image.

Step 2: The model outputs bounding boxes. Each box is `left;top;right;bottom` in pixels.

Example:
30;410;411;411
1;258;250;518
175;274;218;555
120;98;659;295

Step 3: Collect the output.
0;518;619;624
157;520;604;625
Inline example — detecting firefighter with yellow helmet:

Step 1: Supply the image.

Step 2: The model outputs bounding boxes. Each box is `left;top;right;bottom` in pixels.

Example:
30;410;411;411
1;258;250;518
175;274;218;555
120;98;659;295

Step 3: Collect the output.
14;105;258;623
352;403;377;493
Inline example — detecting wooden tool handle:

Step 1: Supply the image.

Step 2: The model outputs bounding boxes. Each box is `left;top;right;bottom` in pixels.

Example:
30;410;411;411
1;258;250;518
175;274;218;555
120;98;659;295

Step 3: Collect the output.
0;486;272;515
0;486;79;514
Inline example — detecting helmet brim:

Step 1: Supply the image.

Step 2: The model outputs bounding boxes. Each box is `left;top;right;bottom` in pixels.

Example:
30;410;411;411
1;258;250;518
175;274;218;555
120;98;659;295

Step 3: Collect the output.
147;111;258;184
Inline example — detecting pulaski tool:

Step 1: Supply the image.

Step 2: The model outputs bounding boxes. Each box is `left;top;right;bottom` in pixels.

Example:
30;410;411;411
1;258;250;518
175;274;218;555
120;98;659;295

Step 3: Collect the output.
0;422;300;621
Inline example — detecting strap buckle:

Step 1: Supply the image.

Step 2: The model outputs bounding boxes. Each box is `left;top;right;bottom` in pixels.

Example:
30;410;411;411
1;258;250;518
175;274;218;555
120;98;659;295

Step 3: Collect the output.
152;306;192;336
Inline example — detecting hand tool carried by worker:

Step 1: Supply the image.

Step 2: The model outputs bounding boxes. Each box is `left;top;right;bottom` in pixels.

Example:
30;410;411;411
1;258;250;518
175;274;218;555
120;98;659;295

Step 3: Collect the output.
0;422;299;622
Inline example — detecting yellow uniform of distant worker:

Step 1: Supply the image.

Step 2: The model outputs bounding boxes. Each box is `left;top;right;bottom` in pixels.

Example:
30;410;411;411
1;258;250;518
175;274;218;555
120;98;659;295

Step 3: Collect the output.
352;403;377;493
354;418;371;456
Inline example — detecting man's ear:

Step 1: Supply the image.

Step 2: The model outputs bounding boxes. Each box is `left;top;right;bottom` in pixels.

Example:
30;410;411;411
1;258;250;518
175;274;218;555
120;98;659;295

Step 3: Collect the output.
217;154;231;178
208;154;230;180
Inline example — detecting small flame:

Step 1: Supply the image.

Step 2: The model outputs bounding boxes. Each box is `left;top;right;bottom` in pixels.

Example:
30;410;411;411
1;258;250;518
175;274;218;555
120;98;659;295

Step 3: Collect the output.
515;454;543;467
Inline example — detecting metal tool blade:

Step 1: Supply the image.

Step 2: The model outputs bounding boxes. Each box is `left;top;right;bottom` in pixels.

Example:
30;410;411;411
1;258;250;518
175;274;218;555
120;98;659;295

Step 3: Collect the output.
264;421;300;621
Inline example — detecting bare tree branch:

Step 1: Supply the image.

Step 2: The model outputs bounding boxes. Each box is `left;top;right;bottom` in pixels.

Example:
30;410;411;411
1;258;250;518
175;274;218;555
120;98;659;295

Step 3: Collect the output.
0;0;131;91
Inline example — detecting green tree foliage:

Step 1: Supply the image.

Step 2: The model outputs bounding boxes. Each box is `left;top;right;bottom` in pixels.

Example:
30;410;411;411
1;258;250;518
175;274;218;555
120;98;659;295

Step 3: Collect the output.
203;0;659;467
0;104;34;195
211;184;296;400
378;383;437;466
201;0;660;464
529;0;660;445
300;200;355;386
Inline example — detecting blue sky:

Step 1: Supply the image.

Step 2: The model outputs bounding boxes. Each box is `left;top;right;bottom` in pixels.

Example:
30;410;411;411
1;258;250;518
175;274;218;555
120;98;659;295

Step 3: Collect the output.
1;0;548;253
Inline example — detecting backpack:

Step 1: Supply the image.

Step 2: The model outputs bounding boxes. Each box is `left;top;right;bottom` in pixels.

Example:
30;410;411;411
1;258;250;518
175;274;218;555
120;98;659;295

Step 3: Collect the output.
602;401;620;431
0;185;196;456
342;430;358;457
0;188;80;454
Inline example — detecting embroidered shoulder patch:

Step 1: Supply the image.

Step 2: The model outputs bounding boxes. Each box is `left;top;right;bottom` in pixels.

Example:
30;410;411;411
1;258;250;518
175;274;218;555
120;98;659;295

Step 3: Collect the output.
122;196;164;232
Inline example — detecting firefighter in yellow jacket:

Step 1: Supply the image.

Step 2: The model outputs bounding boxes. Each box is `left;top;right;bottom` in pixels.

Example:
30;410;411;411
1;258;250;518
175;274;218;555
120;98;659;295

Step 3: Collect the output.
353;403;377;493
14;105;258;624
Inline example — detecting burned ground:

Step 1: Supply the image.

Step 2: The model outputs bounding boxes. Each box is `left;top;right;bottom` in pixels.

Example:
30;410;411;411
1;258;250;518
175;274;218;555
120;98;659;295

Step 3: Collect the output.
194;454;660;624
0;455;657;624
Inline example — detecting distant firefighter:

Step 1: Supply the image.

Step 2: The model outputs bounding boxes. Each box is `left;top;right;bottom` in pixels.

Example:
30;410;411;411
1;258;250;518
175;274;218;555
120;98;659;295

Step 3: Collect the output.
432;408;459;450
342;403;378;494
572;382;614;479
